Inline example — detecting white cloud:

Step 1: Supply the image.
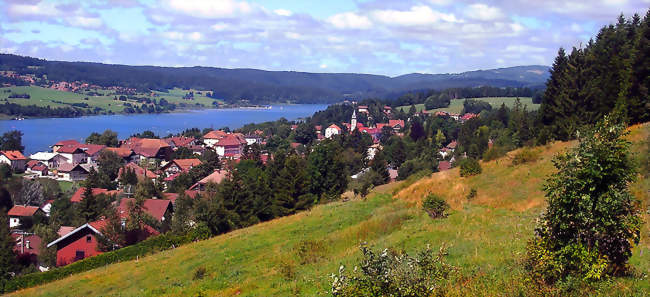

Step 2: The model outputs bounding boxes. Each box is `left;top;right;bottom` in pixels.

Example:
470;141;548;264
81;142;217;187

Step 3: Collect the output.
67;16;103;28
7;3;62;17
285;32;302;40
211;23;229;31
371;5;460;27
428;0;454;5
505;45;547;53
188;32;203;41
327;12;372;29
165;0;252;18
570;23;582;32
465;4;504;21
273;9;292;16
320;63;328;69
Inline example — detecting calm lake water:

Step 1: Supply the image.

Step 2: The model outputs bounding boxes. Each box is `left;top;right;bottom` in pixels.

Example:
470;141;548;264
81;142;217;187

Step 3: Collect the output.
0;104;328;154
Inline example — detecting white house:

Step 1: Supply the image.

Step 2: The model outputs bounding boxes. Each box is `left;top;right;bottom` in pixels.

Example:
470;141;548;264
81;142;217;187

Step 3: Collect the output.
56;145;87;165
30;152;69;168
325;124;342;139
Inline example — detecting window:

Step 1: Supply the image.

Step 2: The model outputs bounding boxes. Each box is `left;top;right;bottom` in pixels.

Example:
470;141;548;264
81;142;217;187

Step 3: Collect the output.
86;235;92;243
75;250;85;261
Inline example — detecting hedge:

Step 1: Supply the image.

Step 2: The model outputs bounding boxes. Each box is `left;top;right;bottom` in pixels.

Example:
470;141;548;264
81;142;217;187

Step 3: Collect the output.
1;227;209;293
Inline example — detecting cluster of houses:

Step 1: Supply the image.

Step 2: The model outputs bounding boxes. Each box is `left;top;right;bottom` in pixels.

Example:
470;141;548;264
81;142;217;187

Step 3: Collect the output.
0;70;36;86
1;103;473;270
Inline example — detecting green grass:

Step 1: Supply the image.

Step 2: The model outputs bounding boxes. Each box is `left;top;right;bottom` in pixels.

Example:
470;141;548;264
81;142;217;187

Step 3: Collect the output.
10;124;650;297
397;97;538;113
0;86;223;115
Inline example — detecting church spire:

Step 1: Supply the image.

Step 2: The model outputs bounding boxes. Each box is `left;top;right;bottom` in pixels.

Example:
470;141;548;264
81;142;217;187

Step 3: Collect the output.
351;109;357;132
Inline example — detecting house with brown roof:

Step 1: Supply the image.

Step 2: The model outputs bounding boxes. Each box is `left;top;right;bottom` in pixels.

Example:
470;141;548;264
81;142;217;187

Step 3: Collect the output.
56;145;88;165
164;136;196;149
104;147;136;162
29;152;69;168
70;187;122;203
388;120;405;133
118;162;158;181
56;163;89;181
78;144;106;163
116;198;172;227
203;130;228;148
8;205;43;229
205;133;247;157
47;220;108;266
160;158;202;176
189;169;228;191
325;124;342;139
0;150;27;170
26;160;49;177
120;138;173;161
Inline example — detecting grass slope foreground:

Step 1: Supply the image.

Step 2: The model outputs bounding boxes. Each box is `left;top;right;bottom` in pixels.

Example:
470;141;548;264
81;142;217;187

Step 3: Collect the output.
9;123;649;297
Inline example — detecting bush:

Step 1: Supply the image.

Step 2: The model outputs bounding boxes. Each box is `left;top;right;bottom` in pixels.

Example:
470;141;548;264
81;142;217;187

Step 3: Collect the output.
525;114;642;284
331;243;456;297
422;194;450;219
466;188;477;201
512;147;540;165
192;266;207;280
459;158;482;177
482;146;507;161
295;239;328;265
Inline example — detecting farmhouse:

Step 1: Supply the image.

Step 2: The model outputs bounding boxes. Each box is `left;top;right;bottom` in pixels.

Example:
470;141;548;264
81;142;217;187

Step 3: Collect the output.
190;169;228;191
56;163;89;181
0;150;27;170
47;221;106;266
26;160;49;176
161;158;202;176
29;152;69;168
104;147;136;162
120;138;173;161
56;145;87;165
52;139;81;153
8;205;42;229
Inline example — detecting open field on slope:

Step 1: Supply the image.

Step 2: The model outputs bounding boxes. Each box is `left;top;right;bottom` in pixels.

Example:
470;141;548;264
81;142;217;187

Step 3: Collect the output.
0;86;222;115
397;96;538;113
9;123;649;297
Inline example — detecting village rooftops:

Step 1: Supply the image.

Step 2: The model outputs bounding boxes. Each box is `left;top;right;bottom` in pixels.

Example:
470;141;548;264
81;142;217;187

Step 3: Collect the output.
70;187;122;203
8;205;40;217
0;150;26;160
164;136;196;147
117;198;171;221
104;147;134;158
53;139;81;147
203;130;228;139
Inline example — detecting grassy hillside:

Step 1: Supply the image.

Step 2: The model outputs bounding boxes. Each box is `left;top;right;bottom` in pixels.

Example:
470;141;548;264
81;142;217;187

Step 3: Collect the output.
0;86;222;115
9;124;649;297
397;96;538;113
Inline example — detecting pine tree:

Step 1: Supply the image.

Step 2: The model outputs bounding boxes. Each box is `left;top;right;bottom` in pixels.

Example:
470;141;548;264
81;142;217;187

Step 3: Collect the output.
370;149;390;185
628;11;650;124
0;211;17;282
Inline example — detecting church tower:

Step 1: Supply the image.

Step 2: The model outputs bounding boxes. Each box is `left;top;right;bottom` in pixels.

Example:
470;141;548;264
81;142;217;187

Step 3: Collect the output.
351;109;357;132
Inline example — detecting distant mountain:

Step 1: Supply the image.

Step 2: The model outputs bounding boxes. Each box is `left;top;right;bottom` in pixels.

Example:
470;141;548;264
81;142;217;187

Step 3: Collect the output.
0;54;549;103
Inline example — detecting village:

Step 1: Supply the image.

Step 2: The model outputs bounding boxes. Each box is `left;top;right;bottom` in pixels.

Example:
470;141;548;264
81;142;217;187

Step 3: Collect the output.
0;102;476;272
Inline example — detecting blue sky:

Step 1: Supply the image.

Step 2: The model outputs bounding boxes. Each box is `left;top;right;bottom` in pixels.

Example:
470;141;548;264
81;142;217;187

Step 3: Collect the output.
0;0;648;76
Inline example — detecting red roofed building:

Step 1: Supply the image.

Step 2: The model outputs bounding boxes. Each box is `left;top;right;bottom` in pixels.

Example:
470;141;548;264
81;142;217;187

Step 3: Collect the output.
388;120;405;132
460;113;478;122
104;147;136;162
164;136;196;149
163;190;200;204
77;144;106;163
120;138;173;161
325;124;342;139
118;162;158;181
47;221;105;266
190;169;228;191
56;145;87;165
438;161;452;172
55;163;89;181
8;205;43;229
0;150;27;170
70;187;121;203
161;158;202;176
116;198;172;223
26;160;49;176
358;105;369;113
52;139;81;152
203;130;228;147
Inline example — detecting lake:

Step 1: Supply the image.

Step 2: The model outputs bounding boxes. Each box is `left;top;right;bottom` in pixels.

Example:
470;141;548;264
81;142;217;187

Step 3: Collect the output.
0;104;328;154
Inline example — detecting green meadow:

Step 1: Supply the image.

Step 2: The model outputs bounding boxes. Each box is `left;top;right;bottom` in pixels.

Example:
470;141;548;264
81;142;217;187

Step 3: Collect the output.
398;97;538;113
9;123;649;297
0;86;223;115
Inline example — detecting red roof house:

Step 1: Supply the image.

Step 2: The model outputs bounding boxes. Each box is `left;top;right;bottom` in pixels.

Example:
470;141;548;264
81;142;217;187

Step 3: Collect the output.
0;150;27;170
70;187;122;203
161;158;202;176
190;170;228;191
117;198;172;222
118;162;158;181
47;222;105;266
120;138;173;160
8;205;42;229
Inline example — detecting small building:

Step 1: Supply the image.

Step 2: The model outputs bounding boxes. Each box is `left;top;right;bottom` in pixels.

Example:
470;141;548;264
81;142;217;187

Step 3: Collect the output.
118;162;158;181
56;163;89;181
117;198;172;225
325;124;342;139
388;120;405;133
12;233;43;268
358;105;369;113
78;144;106;163
104;147;136;163
244;134;263;146
70;187;121;203
120;138;173;161
8;205;42;229
47;221;106;266
0;150;27;170
29;152;69;168
40;200;54;217
161;159;202;176
164;136;196;149
52;139;81;153
190;170;228;191
26;160;49;177
203;130;228;148
56;145;88;165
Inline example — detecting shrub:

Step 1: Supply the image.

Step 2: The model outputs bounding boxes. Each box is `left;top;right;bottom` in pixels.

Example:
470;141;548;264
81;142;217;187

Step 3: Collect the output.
459;158;482;177
422;194;450;219
466;188;477;201
482;146;507;161
512;147;540;165
331;243;457;297
525;114;642;285
193;266;207;280
295;239;328;265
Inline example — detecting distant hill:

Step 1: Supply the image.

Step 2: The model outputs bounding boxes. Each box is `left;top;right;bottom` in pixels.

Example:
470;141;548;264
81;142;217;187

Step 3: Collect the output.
0;53;549;103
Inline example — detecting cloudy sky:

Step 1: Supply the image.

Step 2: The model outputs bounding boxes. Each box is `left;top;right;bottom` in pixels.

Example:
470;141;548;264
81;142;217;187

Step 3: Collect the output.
0;0;648;76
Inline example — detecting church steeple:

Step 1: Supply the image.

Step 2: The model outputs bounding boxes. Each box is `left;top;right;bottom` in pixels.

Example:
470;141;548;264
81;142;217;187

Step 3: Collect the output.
351;109;357;132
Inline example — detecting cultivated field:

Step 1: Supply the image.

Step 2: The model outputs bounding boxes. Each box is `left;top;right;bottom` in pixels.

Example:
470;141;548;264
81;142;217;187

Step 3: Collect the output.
398;96;538;113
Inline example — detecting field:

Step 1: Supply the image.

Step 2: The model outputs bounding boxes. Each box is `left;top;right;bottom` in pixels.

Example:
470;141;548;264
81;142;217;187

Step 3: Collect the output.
0;86;223;115
397;97;538;113
9;123;649;297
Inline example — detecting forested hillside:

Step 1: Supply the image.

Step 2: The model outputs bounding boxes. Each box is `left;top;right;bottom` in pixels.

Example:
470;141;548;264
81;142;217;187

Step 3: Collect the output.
0;53;549;103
